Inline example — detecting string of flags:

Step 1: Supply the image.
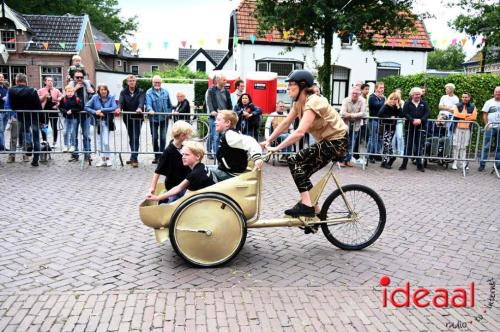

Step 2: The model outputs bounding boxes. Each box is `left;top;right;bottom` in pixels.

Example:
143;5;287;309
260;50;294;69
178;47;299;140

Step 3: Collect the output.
1;33;486;52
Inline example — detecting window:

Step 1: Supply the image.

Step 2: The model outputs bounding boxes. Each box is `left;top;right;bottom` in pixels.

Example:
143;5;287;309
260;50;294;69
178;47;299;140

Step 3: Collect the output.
257;62;268;72
196;61;206;72
270;62;294;76
1;30;16;51
0;65;26;85
131;65;139;75
339;31;353;48
151;65;159;72
123;61;128;73
40;66;63;89
376;62;401;80
116;60;122;67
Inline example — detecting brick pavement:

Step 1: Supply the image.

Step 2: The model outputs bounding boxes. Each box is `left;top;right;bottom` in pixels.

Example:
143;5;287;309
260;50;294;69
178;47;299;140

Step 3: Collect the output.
0;156;499;331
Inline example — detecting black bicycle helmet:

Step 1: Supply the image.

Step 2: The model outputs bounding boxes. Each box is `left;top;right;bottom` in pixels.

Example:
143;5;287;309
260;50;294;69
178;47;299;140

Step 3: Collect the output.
285;70;314;88
285;70;314;101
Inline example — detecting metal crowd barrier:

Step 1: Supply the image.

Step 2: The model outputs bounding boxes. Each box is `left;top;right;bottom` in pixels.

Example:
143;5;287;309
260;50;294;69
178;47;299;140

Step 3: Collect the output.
0;109;495;178
479;122;500;178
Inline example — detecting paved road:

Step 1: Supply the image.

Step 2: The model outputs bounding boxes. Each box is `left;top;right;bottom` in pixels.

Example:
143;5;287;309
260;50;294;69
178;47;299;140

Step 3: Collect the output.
0;156;499;331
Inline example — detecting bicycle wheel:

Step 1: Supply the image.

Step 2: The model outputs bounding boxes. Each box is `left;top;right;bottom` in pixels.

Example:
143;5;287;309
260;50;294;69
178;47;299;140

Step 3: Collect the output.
169;193;247;267
189;118;209;141
319;184;386;250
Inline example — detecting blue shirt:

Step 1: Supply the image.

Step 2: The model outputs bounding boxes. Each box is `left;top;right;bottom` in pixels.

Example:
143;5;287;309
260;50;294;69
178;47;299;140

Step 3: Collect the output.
146;87;172;122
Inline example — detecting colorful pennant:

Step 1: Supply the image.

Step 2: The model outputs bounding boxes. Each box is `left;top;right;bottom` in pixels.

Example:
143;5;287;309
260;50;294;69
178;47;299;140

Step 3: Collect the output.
114;42;121;53
42;42;49;50
59;42;66;49
163;42;169;49
250;34;256;44
181;40;187;48
216;38;222;45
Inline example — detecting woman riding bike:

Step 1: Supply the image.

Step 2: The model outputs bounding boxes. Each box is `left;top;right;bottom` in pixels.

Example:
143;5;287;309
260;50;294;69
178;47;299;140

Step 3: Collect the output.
263;70;348;217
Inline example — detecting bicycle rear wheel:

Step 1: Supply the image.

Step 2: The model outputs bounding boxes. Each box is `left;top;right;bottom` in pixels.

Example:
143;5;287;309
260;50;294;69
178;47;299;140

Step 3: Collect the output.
319;184;386;250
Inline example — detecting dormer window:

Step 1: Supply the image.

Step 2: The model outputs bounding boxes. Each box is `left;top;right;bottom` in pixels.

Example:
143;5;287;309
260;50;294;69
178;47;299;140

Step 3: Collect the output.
1;30;16;51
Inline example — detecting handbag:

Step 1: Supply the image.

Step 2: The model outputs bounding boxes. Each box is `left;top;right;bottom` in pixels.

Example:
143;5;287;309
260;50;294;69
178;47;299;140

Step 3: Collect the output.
108;116;116;131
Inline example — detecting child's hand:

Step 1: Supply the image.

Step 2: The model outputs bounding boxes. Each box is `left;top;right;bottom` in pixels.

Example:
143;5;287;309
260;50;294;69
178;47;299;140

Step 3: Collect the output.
146;193;159;201
149;187;155;194
254;159;264;169
67;110;72;115
87;87;94;94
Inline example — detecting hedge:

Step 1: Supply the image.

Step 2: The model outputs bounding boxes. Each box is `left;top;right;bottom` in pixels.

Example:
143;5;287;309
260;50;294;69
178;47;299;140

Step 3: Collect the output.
383;73;500;124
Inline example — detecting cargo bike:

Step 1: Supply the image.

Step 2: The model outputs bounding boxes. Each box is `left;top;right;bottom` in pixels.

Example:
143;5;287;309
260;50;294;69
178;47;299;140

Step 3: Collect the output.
139;154;386;267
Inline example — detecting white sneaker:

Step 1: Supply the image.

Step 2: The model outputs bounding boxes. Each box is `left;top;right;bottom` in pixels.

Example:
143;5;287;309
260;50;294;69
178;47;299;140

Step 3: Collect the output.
96;159;105;167
106;159;113;167
451;161;457;170
68;146;76;153
62;146;69;153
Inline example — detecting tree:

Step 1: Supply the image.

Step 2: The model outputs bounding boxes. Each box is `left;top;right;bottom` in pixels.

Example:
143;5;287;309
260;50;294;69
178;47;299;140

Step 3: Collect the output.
427;45;466;70
255;0;418;100
7;0;137;41
448;0;500;72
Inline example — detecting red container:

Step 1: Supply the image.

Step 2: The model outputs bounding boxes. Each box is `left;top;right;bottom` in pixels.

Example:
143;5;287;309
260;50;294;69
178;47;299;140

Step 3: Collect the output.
245;72;278;114
208;70;240;93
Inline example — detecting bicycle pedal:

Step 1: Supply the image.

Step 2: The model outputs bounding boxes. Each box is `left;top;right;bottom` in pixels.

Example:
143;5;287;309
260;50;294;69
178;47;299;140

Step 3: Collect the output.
299;225;319;234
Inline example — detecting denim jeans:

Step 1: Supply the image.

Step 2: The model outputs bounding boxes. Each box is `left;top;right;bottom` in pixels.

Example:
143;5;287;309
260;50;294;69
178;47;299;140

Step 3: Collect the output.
124;116;143;161
276;133;292;153
367;119;381;155
0;112;6;150
71;115;91;159
344;125;359;162
391;120;405;156
150;119;168;160
207;116;219;155
20;115;41;162
480;126;500;167
64;118;78;147
97;120;110;158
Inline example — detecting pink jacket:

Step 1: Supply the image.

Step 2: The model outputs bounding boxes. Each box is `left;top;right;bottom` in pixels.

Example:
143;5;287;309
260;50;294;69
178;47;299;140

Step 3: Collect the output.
38;87;63;109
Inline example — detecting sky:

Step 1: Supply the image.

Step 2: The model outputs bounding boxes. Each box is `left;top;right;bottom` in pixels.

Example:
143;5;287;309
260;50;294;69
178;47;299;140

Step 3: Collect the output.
117;0;483;59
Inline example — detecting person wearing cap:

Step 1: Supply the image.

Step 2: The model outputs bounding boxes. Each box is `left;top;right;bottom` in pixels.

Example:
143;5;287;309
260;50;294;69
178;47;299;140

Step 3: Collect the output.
263;70;348;218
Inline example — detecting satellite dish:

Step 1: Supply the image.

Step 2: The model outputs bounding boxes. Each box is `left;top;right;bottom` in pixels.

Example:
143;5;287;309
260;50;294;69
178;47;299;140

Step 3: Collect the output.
0;44;8;64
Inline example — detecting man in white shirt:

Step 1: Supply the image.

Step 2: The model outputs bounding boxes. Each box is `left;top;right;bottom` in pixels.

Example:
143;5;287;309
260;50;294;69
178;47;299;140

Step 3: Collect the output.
230;79;245;106
478;86;500;171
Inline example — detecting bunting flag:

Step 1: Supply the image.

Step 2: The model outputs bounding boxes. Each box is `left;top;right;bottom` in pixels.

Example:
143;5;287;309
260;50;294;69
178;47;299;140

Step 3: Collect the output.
76;42;84;51
431;39;437;47
114;42;121;53
233;36;239;47
460;37;467;47
283;31;289;39
439;38;447;47
451;38;457;46
131;42;138;50
250;34;256;44
197;39;204;46
42;42;49;50
390;39;396;47
181;40;187;48
413;39;418;46
147;42;152;49
381;40;387;47
265;33;273;42
216;38;222;45
401;39;407;47
163;41;169;49
471;36;476;45
348;32;354;42
59;42;66;49
95;42;103;50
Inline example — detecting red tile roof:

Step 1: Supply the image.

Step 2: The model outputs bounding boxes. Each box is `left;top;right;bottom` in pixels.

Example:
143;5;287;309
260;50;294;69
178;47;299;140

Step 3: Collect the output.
235;0;433;50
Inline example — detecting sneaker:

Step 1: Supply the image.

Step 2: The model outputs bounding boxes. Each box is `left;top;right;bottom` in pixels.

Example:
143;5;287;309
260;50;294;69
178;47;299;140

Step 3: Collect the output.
344;161;353;167
152;159;158;164
106;159;113;167
96;159;105;167
68;156;79;162
31;160;39;167
7;155;15;163
417;167;425;173
398;165;407;171
126;160;132;165
478;165;485;172
131;161;139;168
284;203;315;218
62;146;69;153
22;155;30;162
68;146;76;153
451;161;458;170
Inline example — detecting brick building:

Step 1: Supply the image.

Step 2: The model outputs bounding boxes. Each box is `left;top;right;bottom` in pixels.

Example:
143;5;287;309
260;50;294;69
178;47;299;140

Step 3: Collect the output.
0;3;98;89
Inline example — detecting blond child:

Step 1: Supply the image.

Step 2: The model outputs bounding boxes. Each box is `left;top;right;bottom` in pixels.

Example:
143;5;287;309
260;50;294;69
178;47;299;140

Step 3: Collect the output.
68;55;94;94
58;85;83;152
148;120;193;203
146;141;215;202
209;110;263;182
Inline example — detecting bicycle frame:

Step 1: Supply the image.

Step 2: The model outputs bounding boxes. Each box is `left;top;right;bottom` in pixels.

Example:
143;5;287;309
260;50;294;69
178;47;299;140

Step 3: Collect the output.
247;162;356;229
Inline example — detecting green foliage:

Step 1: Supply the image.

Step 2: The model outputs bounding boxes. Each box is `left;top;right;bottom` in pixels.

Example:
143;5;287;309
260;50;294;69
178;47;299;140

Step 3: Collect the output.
142;65;208;80
448;1;500;66
8;0;138;41
255;0;418;100
427;45;466;70
383;73;500;122
194;81;208;111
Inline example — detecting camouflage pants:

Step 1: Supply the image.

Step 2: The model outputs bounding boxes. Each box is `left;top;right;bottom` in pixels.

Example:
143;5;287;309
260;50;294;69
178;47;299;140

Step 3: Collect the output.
287;135;347;193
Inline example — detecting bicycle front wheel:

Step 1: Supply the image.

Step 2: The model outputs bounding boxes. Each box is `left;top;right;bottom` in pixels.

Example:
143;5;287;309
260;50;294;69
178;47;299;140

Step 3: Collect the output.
319;184;386;250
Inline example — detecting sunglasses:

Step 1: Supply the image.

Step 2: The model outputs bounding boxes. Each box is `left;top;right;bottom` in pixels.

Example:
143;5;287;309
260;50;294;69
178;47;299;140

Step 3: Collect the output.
75;76;83;79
